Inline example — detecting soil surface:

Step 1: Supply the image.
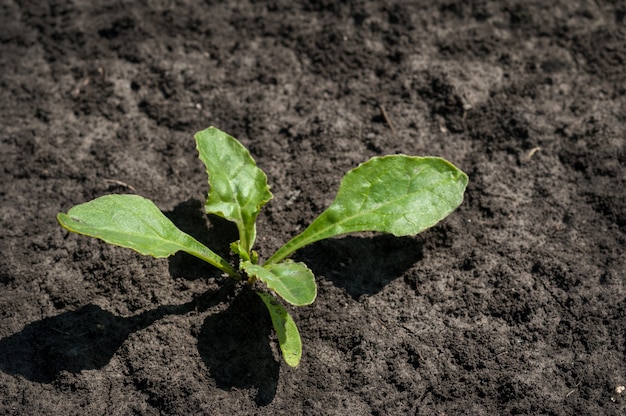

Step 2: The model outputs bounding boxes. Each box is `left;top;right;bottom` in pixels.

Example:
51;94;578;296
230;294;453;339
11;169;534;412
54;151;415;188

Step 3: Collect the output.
1;0;625;414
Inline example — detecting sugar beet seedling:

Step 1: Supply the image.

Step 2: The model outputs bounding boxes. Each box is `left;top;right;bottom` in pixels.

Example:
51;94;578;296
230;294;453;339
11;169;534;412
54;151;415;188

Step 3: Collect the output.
58;126;468;367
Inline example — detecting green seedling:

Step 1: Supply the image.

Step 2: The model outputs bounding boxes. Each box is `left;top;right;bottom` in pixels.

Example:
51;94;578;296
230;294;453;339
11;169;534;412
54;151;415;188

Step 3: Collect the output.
58;126;468;367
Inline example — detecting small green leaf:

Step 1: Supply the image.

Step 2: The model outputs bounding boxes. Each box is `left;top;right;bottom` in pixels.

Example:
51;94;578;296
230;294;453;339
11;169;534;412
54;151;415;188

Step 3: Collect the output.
57;194;239;278
267;155;468;264
195;127;273;256
242;261;316;306
229;240;249;261
257;291;302;367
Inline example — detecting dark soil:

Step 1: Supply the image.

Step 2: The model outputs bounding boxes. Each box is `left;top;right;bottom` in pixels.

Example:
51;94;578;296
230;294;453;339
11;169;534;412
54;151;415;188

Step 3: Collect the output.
1;1;625;414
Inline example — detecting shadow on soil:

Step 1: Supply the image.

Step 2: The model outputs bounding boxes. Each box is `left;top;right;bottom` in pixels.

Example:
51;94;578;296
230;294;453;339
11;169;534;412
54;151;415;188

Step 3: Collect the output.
197;287;279;406
0;300;200;384
0;287;279;404
299;234;424;298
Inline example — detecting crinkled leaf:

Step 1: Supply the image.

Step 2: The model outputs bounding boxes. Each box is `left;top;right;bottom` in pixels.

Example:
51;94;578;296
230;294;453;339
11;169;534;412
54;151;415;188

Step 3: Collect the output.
267;155;468;264
257;291;302;367
57;194;238;277
242;260;316;306
195;127;273;256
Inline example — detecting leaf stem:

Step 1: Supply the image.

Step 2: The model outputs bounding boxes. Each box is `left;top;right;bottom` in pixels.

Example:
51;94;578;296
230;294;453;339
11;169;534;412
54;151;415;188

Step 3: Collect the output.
264;228;322;265
182;236;241;279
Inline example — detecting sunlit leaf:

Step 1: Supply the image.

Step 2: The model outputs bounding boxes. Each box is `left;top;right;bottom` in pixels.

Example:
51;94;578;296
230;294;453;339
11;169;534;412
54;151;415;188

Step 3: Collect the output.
267;155;468;264
195;127;273;256
257;291;302;367
57;194;238;277
242;260;316;306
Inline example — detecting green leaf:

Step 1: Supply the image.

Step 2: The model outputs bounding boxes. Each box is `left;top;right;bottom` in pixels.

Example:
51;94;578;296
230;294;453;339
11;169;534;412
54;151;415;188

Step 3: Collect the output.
242;261;316;306
257;291;302;367
57;194;239;278
267;155;468;264
195;127;273;256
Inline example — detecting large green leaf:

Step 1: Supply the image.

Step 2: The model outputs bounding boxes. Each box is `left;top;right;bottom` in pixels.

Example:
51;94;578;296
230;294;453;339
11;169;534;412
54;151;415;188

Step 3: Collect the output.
195;127;273;257
242;261;316;306
266;155;468;264
57;194;239;277
257;291;302;367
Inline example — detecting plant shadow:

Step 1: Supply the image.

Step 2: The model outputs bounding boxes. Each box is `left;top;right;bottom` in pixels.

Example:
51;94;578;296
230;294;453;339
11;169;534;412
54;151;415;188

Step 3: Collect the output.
0;293;215;384
297;234;423;298
0;282;281;404
197;286;279;406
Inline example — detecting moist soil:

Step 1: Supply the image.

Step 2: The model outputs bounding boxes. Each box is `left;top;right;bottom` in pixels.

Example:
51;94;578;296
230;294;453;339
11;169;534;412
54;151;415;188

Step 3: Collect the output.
1;1;625;414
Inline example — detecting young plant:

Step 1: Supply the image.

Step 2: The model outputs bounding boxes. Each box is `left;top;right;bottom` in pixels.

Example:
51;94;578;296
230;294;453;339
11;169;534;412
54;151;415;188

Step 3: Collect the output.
57;126;468;367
